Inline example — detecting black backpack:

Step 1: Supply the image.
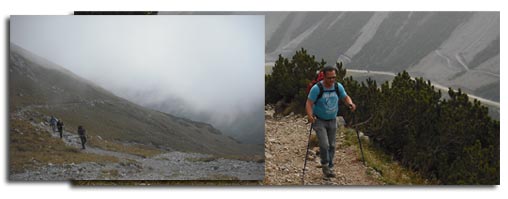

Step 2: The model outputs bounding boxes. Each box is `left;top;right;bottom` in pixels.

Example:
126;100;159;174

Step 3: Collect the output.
314;81;340;105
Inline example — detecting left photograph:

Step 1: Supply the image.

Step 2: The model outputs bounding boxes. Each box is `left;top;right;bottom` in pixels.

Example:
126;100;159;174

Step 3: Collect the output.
8;15;265;181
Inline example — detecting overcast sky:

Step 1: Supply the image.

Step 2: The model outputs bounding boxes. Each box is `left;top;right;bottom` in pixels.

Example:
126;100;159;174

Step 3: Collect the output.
10;15;265;115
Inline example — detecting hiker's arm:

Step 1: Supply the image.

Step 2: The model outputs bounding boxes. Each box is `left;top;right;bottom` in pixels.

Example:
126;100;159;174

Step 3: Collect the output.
306;99;316;123
337;83;355;111
344;96;356;112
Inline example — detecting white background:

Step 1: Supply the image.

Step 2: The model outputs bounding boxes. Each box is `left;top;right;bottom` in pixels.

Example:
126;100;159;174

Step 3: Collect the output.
1;0;505;198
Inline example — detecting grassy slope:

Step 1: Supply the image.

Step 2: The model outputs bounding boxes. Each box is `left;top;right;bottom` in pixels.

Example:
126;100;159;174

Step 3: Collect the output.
342;127;435;185
9;119;119;174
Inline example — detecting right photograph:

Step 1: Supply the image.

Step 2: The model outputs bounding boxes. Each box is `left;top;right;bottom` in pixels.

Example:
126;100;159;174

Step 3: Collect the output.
264;11;500;185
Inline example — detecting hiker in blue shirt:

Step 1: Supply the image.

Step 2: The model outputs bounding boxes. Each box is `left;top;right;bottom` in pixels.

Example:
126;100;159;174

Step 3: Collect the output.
306;66;356;178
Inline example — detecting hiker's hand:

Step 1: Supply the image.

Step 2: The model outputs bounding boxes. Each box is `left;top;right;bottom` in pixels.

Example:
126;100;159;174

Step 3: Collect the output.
348;103;356;112
307;115;316;124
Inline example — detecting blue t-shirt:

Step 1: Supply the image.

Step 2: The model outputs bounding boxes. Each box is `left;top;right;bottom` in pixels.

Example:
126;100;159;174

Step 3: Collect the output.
307;81;347;120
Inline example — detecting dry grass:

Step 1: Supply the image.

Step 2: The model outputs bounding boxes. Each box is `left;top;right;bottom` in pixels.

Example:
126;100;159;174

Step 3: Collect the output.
88;137;164;158
100;169;120;179
186;154;264;164
342;127;435;185
185;156;218;163
220;154;265;163
9;119;119;174
23;107;164;158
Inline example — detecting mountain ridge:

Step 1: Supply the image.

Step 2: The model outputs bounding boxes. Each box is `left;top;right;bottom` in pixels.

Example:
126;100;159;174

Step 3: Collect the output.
9;42;262;156
265;12;499;102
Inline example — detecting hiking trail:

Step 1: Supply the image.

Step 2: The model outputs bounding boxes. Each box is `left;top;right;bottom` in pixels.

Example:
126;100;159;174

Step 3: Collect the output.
10;106;263;181
264;105;383;185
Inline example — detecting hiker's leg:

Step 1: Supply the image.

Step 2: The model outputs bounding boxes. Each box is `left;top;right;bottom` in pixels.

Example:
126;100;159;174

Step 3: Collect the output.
326;119;338;168
313;119;329;166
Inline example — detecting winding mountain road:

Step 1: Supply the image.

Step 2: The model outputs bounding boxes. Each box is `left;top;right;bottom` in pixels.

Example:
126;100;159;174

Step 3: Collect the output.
346;69;499;108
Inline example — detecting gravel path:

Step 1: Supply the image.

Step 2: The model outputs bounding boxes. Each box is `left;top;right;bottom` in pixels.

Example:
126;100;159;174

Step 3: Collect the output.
10;109;264;181
264;106;382;185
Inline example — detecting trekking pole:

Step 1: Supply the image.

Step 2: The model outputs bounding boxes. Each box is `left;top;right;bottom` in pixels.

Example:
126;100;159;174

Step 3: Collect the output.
348;105;366;166
301;122;314;185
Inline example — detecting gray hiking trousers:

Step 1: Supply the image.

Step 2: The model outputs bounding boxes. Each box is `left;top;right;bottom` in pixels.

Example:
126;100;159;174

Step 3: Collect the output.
312;117;337;168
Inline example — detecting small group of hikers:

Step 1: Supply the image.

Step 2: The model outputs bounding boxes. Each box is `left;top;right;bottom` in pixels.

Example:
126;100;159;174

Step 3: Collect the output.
49;116;87;149
305;65;357;179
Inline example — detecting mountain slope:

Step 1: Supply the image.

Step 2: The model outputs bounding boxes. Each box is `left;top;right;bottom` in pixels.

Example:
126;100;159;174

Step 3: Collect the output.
265;12;499;102
114;88;265;145
9;43;262;157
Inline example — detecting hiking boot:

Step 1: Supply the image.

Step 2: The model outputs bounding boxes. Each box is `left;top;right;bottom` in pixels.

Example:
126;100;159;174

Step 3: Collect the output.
329;164;334;172
328;167;336;178
322;165;336;178
321;165;332;178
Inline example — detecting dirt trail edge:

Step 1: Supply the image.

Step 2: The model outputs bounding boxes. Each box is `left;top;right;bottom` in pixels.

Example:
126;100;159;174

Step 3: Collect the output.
264;106;383;185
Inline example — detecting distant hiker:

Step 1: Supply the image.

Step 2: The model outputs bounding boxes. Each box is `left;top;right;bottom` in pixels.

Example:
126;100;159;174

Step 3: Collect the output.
49;116;58;132
57;120;64;139
77;126;87;149
305;66;356;178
